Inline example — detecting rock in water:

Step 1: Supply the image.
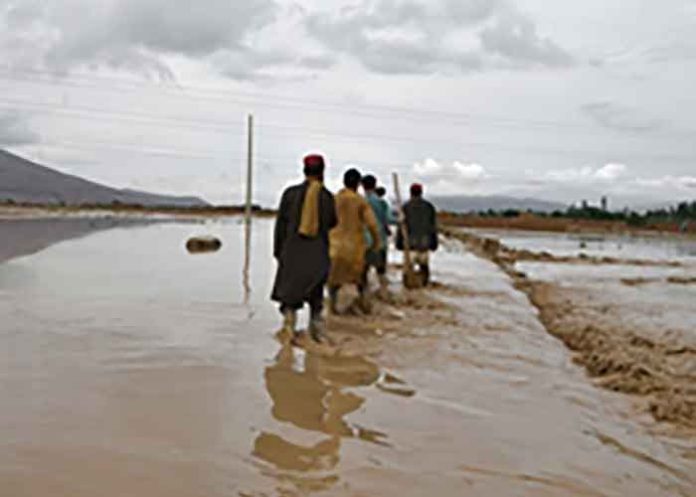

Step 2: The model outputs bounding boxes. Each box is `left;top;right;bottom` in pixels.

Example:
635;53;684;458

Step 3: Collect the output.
186;236;222;254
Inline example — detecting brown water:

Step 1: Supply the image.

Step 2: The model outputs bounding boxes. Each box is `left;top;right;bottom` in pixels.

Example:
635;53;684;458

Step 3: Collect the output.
1;218;694;496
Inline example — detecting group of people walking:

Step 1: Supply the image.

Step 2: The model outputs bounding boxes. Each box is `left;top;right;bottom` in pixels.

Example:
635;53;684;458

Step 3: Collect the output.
271;154;438;343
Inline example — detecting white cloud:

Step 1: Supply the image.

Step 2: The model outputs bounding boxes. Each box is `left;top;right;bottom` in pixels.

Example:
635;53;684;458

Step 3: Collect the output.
413;157;443;176
539;163;628;184
414;158;487;181
453;161;487;180
635;175;696;190
594;163;627;180
412;159;489;196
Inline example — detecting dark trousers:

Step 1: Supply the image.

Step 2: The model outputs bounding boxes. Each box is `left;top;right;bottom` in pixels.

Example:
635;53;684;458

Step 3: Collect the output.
362;249;387;292
280;282;324;317
365;248;387;275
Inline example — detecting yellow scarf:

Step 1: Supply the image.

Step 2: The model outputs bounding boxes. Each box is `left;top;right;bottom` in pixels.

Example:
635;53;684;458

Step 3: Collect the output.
298;179;322;237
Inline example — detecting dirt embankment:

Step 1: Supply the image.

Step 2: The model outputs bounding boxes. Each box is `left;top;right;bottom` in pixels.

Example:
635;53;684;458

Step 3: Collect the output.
442;228;683;269
440;212;696;236
0;203;277;219
622;276;696;287
442;227;696;430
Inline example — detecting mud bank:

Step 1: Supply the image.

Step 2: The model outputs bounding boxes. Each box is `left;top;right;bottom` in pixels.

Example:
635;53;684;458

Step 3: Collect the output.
443;227;696;430
442;228;684;268
622;276;696;286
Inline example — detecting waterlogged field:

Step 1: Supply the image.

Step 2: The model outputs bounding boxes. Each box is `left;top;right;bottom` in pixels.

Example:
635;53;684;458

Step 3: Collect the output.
1;217;694;496
467;227;696;261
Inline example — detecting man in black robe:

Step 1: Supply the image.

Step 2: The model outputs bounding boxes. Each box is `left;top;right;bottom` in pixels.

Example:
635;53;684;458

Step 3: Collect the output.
271;154;337;342
396;183;438;286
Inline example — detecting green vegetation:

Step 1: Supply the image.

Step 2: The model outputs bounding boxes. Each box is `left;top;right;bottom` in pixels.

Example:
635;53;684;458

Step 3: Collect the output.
476;201;696;228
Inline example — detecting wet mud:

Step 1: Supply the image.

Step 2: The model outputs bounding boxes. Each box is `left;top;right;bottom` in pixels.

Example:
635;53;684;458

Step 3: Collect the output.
443;228;685;268
443;227;696;430
622;276;696;286
528;282;696;427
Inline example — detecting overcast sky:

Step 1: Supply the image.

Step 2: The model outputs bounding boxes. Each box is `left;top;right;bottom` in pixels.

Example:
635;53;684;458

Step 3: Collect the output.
0;0;694;208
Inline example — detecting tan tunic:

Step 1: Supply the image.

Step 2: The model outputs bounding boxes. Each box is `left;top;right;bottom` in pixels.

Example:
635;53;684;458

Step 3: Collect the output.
328;188;381;287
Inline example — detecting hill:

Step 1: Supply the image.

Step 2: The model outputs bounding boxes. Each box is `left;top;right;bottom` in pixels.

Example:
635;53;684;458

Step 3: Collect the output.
430;195;566;214
0;149;209;207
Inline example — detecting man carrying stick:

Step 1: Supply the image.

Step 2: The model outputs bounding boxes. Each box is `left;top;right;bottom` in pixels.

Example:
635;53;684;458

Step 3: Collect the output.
396;183;438;286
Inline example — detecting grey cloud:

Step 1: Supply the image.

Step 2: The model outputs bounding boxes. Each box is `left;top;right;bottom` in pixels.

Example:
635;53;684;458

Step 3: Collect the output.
643;40;696;64
0;111;40;147
0;0;316;80
360;41;483;74
305;0;574;75
479;13;575;68
109;1;278;56
299;53;336;70
581;101;664;133
212;47;336;82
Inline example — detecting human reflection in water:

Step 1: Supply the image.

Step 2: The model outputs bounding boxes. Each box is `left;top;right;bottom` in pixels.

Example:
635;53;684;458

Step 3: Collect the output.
252;345;386;495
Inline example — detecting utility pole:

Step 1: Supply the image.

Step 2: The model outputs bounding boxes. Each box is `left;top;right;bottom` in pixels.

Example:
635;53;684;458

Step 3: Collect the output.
243;114;254;301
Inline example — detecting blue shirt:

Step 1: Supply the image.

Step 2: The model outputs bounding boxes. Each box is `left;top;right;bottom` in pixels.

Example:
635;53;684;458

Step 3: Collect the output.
365;192;390;248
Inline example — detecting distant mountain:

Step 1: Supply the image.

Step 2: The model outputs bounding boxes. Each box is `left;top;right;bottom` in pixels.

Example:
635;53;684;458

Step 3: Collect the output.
430;195;566;213
0;149;209;207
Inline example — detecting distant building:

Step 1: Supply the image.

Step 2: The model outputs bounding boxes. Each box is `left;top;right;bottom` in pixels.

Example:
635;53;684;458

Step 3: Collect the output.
601;196;608;211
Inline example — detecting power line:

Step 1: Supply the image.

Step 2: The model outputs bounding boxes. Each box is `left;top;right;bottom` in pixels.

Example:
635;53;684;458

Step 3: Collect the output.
37;139;241;162
0;98;239;133
29;140;465;177
259;122;696;162
3;97;695;162
3;66;690;138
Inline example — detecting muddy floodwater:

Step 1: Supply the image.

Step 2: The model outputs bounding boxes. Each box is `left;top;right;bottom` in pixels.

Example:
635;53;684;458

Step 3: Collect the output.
1;218;695;496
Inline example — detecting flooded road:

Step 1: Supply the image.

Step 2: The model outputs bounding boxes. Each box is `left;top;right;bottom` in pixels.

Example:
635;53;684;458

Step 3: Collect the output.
1;218;694;496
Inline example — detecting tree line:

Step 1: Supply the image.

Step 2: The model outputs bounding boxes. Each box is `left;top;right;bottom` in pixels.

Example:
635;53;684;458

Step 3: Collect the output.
475;200;696;227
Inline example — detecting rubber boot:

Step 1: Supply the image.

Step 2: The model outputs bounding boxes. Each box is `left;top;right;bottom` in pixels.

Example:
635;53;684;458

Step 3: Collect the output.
308;314;326;343
376;274;389;300
356;292;373;315
329;287;339;315
421;264;430;287
279;309;297;343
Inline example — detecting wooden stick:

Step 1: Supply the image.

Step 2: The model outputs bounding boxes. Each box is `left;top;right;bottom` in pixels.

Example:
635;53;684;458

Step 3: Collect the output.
392;172;416;287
